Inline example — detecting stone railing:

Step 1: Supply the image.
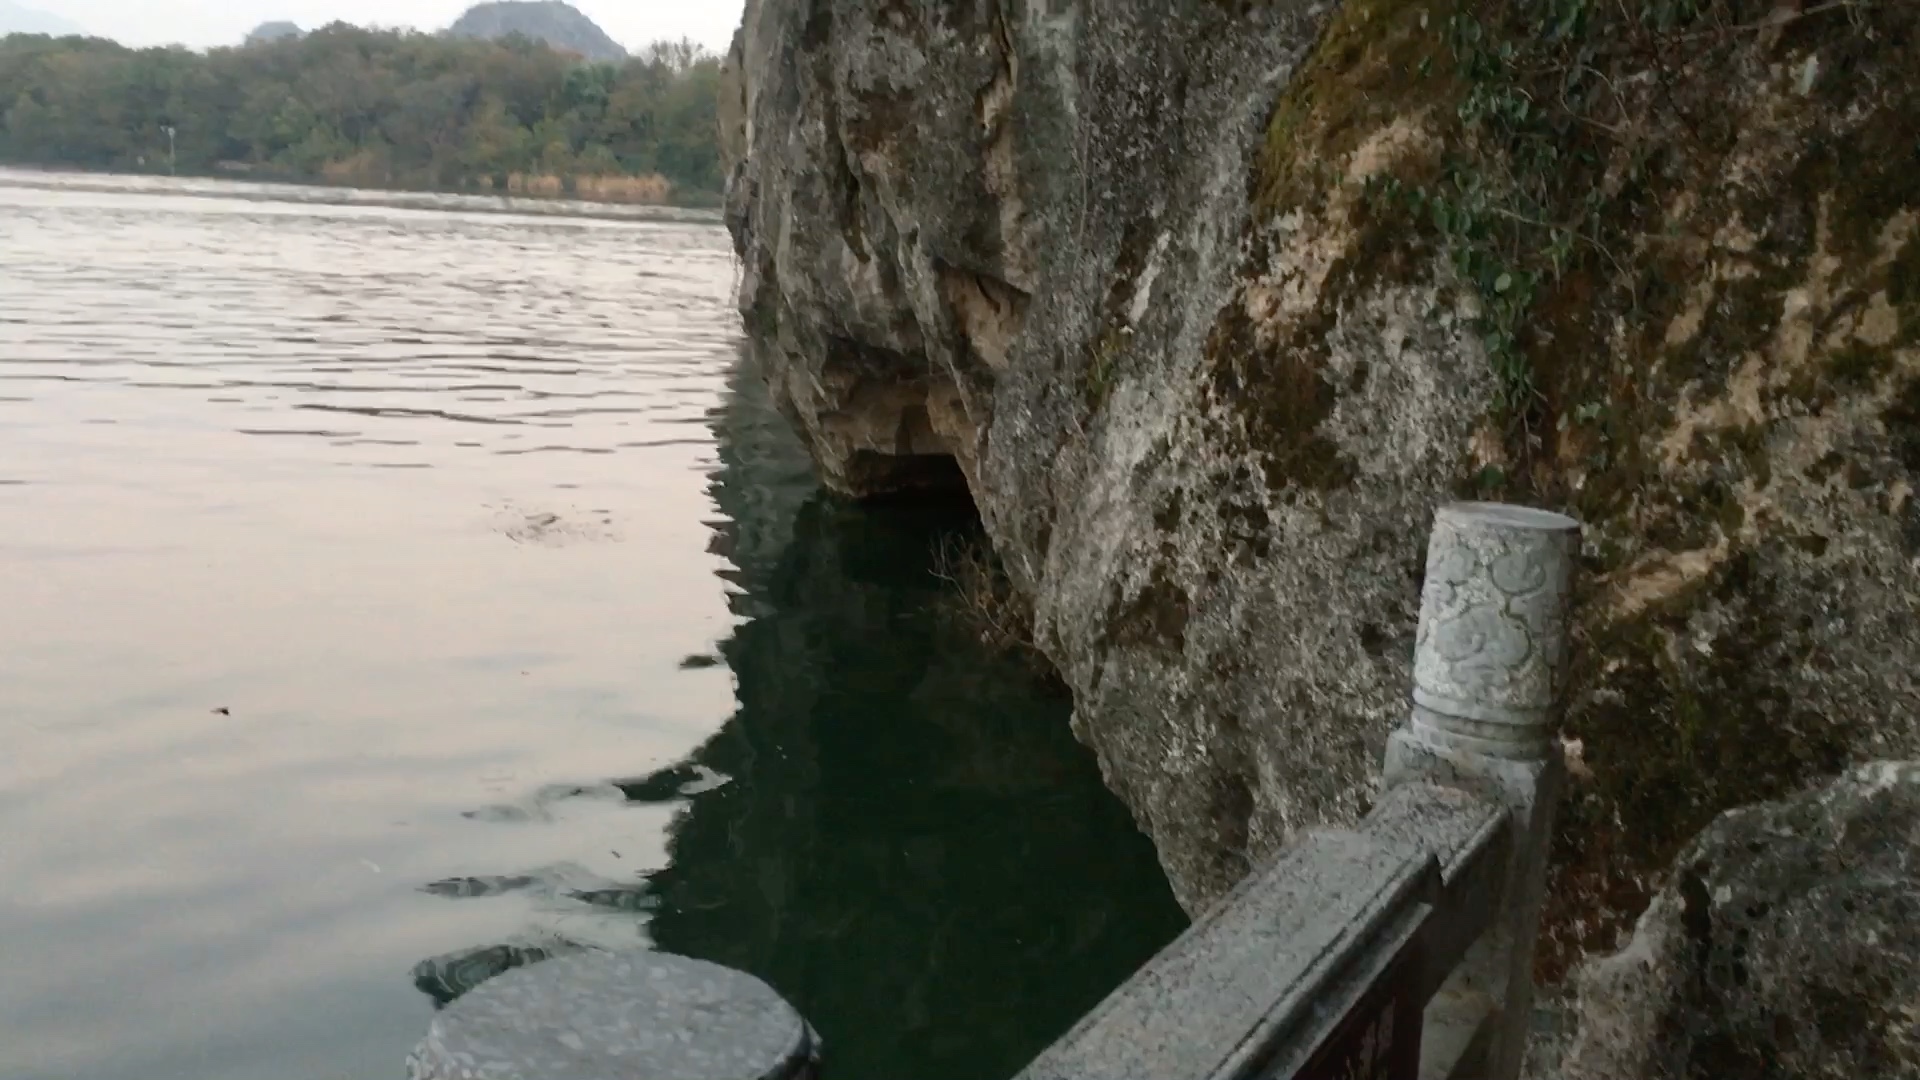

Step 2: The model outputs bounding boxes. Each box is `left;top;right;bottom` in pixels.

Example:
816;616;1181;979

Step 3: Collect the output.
408;500;1580;1080
1016;502;1581;1080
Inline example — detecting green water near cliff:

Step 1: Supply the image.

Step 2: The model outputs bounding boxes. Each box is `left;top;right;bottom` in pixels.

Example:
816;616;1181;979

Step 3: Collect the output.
0;173;1184;1080
638;357;1190;1079
419;356;1188;1079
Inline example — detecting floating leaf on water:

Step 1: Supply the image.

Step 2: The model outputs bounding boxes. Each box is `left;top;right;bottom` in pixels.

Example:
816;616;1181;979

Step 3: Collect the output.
462;804;538;823
615;763;705;803
420;874;539;899
678;764;732;796
568;887;661;912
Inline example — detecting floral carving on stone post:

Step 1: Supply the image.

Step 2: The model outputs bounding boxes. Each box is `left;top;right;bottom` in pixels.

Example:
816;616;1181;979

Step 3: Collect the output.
1407;502;1580;763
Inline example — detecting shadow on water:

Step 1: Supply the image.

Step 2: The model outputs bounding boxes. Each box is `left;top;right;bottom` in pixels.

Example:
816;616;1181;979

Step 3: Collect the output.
411;346;1188;1079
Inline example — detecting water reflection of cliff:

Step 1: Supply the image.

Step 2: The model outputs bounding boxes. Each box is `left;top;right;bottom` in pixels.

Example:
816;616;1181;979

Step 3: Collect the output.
416;346;1186;1079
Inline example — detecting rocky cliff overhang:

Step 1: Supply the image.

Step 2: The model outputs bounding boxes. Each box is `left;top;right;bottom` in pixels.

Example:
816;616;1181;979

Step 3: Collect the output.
720;0;1920;979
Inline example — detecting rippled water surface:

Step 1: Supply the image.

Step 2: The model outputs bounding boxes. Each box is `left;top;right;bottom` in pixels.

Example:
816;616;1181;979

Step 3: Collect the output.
0;172;1185;1080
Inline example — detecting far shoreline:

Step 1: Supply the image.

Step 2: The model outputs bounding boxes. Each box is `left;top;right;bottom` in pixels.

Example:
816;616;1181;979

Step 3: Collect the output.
0;165;726;227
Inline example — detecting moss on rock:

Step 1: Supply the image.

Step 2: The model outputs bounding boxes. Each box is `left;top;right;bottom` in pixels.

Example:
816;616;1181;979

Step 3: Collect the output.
1252;0;1451;221
1201;287;1357;494
1239;0;1920;979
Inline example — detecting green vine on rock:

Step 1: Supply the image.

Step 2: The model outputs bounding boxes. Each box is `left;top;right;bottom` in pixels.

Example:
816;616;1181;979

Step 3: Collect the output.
1353;0;1854;447
1360;0;1658;435
1345;0;1900;981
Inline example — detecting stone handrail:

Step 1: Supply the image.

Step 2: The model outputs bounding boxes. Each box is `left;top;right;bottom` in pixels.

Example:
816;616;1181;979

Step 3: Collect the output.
406;501;1580;1080
1013;781;1513;1080
1013;501;1581;1080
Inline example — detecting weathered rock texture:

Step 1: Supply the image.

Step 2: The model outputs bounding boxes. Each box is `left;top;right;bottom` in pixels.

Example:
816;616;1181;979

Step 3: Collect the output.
1556;761;1920;1079
720;0;1920;965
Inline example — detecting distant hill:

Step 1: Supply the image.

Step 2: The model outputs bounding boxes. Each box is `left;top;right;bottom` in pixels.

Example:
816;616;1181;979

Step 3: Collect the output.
445;1;625;62
0;0;84;36
244;21;303;45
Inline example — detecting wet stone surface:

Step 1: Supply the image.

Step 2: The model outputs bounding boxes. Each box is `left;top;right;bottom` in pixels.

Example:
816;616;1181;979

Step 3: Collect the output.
407;950;819;1080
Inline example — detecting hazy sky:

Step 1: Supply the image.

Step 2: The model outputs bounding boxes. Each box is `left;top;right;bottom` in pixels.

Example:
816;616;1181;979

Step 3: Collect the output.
28;0;746;52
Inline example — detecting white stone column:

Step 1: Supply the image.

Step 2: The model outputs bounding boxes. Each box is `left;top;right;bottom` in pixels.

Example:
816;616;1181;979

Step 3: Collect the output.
1386;501;1580;1080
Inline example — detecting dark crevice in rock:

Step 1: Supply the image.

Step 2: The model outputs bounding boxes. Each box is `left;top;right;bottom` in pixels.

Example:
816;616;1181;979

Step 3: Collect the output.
1102;564;1191;654
1207;766;1256;880
1886;376;1920;474
803;5;870;267
1205;706;1258;881
841;451;971;502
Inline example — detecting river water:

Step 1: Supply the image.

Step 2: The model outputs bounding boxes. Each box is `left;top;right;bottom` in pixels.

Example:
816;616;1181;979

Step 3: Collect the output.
0;171;1186;1080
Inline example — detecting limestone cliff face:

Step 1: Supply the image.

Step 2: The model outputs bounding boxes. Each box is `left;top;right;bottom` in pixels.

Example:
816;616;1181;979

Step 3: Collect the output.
1556;762;1920;1078
720;0;1920;961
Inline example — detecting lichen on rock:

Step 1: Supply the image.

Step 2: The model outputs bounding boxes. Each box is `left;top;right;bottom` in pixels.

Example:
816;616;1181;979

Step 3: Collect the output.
721;0;1920;985
1554;761;1920;1079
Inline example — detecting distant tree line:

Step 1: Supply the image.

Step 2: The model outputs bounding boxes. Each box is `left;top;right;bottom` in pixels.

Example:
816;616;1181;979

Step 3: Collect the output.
0;26;724;204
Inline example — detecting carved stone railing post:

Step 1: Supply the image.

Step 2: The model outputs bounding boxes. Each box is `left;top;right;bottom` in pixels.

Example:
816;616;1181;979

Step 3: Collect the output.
1385;501;1580;1080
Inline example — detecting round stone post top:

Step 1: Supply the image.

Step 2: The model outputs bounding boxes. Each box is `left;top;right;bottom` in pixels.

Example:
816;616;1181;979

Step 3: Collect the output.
1409;501;1581;760
1435;501;1580;535
408;949;818;1080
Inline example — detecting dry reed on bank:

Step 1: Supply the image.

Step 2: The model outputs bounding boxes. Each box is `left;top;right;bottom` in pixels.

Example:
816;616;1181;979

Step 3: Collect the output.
932;532;1052;673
